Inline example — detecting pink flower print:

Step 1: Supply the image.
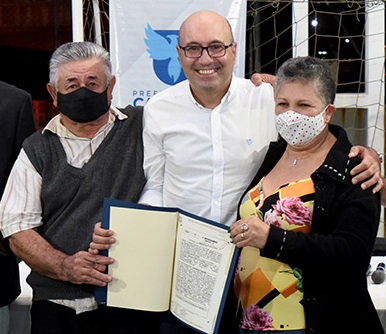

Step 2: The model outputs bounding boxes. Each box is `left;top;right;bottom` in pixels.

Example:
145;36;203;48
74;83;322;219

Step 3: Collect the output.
273;196;312;226
241;304;273;330
264;209;282;227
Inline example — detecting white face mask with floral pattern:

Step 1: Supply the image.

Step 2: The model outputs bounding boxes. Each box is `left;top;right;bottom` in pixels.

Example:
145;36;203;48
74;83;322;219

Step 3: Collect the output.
275;106;328;146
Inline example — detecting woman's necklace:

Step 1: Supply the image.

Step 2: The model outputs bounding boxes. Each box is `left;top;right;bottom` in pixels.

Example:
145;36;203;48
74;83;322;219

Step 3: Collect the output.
288;131;336;168
290;147;327;167
289;152;311;167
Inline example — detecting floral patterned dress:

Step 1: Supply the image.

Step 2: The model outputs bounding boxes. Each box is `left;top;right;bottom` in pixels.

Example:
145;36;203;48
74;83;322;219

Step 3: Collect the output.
234;177;315;331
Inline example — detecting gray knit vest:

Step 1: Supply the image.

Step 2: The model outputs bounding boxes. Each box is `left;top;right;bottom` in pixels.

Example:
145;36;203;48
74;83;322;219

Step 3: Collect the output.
22;105;146;301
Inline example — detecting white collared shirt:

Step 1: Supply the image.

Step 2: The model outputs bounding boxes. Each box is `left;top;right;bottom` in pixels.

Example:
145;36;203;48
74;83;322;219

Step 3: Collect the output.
140;76;278;226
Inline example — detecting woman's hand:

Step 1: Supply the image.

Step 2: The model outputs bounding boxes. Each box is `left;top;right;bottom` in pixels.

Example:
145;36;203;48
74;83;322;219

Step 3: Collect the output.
229;216;270;249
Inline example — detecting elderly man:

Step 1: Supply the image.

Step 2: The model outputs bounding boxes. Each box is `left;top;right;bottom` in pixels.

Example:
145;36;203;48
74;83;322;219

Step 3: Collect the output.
0;42;156;334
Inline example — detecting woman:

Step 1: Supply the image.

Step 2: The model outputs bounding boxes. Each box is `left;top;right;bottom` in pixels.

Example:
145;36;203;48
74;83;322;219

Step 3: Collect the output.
229;56;383;334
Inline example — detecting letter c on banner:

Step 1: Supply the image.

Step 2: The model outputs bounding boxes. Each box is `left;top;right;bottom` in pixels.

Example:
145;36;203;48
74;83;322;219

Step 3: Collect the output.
133;97;144;106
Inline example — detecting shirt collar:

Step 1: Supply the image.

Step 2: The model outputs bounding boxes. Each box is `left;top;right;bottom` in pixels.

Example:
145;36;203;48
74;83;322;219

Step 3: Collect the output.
42;106;127;138
225;74;236;102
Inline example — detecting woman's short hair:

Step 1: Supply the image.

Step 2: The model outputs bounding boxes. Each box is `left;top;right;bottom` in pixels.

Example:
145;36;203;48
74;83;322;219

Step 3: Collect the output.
276;56;336;105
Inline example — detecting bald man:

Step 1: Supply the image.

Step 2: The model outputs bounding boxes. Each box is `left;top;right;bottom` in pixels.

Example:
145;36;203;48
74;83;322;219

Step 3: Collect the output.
140;10;277;228
140;10;277;334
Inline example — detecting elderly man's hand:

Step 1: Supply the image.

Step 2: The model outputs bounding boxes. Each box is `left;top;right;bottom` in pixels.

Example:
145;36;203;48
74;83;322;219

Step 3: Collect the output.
61;250;114;286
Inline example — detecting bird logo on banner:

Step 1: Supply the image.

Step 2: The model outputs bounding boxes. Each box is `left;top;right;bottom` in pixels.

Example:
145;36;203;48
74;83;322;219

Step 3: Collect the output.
144;24;186;85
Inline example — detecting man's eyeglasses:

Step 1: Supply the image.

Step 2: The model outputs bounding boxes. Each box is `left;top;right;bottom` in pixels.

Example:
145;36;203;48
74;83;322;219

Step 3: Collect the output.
178;43;234;58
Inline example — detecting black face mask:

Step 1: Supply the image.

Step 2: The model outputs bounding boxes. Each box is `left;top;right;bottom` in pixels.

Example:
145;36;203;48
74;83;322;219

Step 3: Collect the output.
57;87;110;123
